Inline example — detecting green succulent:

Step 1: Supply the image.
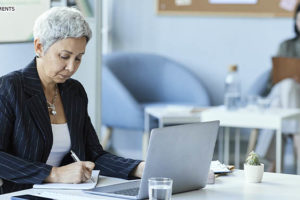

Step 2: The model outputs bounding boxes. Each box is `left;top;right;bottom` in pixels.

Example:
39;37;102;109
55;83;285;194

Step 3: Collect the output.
246;151;260;166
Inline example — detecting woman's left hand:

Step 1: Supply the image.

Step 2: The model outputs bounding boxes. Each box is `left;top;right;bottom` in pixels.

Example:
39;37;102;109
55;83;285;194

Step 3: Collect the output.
132;162;145;178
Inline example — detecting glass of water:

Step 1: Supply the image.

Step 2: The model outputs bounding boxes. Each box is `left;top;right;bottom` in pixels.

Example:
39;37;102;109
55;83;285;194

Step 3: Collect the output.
257;97;272;112
148;177;173;200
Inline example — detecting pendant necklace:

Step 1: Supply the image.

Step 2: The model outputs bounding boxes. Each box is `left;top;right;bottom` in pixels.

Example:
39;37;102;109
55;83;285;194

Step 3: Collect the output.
47;84;58;116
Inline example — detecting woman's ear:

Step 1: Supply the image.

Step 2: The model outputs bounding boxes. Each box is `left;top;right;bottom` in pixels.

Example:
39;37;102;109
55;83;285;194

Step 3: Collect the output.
34;38;43;58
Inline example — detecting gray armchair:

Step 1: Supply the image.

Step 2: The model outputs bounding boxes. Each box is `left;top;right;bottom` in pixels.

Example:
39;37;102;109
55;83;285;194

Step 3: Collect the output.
101;52;211;153
247;69;271;96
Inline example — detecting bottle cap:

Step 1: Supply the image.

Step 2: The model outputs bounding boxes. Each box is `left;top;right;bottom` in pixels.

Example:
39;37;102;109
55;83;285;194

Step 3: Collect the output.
228;64;238;72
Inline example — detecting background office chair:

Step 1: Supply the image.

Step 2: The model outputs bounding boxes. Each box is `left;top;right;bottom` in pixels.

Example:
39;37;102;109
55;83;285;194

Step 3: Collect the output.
101;52;210;154
247;69;271;97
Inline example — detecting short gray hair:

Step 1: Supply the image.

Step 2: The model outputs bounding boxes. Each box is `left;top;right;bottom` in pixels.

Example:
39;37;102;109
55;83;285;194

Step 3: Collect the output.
33;7;92;53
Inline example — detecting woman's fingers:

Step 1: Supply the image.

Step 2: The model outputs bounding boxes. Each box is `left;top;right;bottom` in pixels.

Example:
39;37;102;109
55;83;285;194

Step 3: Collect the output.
81;169;89;183
84;161;95;171
73;162;94;183
83;168;92;181
46;161;95;184
82;162;94;182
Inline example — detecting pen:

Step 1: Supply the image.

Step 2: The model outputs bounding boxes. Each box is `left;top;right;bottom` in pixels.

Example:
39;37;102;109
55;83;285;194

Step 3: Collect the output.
70;150;80;162
70;150;95;183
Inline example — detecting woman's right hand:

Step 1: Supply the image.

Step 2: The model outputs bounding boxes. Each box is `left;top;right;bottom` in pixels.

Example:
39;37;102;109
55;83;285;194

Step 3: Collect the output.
45;161;95;184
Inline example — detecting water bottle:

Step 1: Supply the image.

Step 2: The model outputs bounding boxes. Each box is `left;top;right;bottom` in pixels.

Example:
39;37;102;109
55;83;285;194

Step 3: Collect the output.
224;65;241;110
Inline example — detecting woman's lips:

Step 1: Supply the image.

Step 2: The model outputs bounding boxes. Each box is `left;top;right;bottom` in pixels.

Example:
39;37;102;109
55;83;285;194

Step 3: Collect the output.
59;74;69;79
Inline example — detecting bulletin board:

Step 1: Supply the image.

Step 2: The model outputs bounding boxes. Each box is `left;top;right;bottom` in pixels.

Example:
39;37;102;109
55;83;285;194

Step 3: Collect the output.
157;0;300;17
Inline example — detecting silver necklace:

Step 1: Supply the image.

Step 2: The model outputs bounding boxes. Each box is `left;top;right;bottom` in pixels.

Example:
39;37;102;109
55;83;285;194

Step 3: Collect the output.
47;84;58;116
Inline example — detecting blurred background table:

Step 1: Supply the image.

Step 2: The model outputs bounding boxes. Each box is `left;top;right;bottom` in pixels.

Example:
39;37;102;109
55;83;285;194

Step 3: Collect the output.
201;106;300;173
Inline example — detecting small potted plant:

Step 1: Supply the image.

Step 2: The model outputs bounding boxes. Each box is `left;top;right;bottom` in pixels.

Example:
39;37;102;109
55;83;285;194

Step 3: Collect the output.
244;151;264;183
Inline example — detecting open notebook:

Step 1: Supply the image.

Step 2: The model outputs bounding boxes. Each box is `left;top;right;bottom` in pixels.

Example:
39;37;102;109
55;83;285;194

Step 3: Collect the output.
210;160;231;174
33;170;100;190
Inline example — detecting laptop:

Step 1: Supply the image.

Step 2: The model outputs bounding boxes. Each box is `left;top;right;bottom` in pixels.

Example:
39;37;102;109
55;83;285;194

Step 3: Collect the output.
85;121;219;199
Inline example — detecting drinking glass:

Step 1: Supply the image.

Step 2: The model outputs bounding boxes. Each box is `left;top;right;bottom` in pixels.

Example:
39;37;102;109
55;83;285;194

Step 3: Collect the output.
257;97;272;112
148;177;173;200
245;95;258;111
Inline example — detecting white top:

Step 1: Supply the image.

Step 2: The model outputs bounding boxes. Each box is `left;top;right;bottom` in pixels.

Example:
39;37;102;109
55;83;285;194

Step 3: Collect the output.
46;123;71;167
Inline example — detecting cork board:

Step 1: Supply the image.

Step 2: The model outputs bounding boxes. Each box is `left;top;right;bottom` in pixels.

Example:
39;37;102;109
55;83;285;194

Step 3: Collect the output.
157;0;300;17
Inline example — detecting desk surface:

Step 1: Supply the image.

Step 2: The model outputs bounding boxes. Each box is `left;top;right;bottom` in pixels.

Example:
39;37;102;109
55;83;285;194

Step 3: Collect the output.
2;170;300;200
145;106;203;126
201;106;300;129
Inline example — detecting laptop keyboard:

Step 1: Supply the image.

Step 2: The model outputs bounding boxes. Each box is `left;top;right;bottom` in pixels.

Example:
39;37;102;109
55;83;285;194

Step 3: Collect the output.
112;187;140;196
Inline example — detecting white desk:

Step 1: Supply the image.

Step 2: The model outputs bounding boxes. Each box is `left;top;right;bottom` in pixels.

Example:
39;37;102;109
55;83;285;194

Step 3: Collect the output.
2;170;300;199
144;106;203;129
201;106;300;173
144;106;227;161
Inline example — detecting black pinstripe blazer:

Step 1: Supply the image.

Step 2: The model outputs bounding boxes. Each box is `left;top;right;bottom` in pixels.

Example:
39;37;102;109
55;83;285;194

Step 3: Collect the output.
0;58;141;193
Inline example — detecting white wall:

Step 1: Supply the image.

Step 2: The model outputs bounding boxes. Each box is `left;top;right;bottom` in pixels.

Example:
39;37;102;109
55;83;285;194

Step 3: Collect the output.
73;18;97;126
0;43;35;75
110;0;294;105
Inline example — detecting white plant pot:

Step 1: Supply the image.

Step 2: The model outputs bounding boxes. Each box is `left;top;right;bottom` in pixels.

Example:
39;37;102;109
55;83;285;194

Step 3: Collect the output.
244;163;264;183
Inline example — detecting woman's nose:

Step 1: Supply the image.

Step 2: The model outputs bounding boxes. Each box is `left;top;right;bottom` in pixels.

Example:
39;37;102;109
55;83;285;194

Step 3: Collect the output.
65;60;75;72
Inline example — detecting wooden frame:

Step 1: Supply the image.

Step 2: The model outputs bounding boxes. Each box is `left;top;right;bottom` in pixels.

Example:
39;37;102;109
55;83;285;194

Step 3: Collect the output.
157;0;300;17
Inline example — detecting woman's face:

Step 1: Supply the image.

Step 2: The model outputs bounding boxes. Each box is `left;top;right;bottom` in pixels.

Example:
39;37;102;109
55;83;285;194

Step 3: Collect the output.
38;37;87;84
296;12;300;33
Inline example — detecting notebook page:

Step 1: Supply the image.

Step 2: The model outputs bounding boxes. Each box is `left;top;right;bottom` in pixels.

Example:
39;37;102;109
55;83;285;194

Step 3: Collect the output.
33;170;100;190
210;161;231;173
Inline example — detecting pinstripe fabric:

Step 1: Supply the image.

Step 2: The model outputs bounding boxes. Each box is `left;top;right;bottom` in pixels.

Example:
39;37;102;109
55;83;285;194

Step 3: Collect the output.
0;58;141;194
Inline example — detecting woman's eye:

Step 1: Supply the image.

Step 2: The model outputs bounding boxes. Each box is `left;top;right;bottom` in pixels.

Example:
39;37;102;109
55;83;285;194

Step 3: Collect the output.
61;56;69;60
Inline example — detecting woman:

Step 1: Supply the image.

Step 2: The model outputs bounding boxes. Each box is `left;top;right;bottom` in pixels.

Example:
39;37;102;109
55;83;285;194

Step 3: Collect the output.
277;4;300;58
0;7;144;194
255;4;300;171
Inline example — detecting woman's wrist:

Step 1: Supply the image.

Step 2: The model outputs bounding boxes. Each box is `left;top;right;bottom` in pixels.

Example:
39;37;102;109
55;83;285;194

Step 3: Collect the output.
132;162;145;178
45;167;59;183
